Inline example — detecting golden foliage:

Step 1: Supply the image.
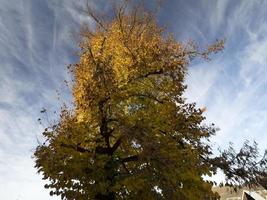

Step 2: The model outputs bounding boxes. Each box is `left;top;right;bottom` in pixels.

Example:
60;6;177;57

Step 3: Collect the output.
34;4;225;200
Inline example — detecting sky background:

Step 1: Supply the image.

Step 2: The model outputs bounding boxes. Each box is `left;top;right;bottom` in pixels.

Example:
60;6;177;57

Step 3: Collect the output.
0;0;267;199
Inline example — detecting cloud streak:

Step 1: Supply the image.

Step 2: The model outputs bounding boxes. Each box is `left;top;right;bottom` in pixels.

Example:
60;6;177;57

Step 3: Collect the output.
0;0;89;199
174;0;267;152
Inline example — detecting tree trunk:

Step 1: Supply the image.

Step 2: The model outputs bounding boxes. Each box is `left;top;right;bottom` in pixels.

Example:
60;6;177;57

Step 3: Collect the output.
95;192;115;200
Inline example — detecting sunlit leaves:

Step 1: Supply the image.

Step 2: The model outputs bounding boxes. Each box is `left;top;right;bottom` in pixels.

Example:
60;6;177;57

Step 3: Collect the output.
33;3;265;200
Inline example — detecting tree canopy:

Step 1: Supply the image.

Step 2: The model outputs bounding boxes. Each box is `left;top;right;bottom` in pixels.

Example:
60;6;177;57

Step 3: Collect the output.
34;2;267;200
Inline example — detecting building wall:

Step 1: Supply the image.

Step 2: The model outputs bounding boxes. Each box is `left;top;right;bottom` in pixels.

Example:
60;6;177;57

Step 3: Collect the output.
212;187;267;200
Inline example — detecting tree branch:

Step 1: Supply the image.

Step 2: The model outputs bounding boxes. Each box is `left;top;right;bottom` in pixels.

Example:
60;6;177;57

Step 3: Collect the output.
121;155;139;163
60;143;91;153
84;1;108;32
111;137;122;153
126;69;164;86
126;93;164;104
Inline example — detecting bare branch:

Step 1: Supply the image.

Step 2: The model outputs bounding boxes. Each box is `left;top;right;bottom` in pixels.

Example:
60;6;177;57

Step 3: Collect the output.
84;1;108;32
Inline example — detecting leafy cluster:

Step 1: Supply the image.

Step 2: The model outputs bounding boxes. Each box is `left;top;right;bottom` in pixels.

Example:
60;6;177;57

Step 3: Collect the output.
34;3;266;200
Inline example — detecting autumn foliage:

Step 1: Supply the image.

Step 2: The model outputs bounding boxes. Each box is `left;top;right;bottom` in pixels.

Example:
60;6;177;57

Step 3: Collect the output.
34;3;266;200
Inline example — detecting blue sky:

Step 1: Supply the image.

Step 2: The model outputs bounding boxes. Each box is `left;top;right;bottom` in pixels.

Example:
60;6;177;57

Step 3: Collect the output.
0;0;267;199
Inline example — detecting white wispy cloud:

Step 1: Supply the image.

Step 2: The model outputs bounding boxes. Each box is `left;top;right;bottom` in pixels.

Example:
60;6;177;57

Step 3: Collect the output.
183;0;267;152
0;0;88;199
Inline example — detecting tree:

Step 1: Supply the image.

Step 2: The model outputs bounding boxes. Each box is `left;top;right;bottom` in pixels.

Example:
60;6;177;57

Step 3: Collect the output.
34;2;267;200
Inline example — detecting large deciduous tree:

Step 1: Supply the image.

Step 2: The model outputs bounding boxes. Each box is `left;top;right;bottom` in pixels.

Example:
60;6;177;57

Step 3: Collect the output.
34;2;267;200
